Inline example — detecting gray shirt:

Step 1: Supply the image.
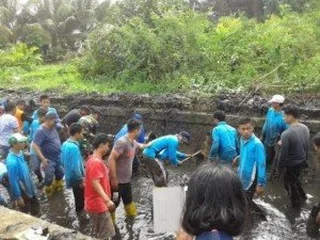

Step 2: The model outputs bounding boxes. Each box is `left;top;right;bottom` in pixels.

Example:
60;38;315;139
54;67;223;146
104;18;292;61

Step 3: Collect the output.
114;135;139;184
279;123;310;168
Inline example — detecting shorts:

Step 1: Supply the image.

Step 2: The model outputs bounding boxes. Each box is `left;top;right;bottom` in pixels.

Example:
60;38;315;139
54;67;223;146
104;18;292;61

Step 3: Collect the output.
89;211;115;239
44;160;64;186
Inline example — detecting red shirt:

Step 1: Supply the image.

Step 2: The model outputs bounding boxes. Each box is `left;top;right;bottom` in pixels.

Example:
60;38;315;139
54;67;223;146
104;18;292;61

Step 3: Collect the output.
84;156;111;213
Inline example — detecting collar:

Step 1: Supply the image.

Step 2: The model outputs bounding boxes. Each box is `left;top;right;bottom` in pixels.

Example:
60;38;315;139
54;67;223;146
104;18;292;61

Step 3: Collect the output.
9;149;23;157
241;133;256;144
217;121;227;125
67;139;80;146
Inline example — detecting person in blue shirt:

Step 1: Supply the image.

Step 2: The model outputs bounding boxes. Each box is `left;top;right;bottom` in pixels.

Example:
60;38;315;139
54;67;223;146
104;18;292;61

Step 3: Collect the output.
114;113;146;173
29;108;47;186
61;123;85;213
6;133;39;216
178;164;247;240
209;110;239;164
262;95;287;164
32;94;58;121
235;118;266;209
143;131;190;187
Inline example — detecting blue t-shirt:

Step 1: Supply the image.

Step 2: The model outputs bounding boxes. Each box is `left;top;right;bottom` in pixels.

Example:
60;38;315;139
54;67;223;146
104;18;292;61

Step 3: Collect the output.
33;125;61;162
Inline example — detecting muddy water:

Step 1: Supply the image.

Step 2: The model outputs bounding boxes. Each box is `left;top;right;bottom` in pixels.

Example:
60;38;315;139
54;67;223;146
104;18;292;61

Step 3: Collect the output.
13;155;315;240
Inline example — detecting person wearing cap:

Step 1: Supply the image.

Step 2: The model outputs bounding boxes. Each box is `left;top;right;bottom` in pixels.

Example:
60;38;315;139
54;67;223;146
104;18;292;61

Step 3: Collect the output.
278;105;309;208
114;113;146;173
32;94;59;121
108;118;147;221
78;109;101;138
31;112;64;197
142;131;191;187
62;106;90;127
29;108;47;186
262;94;287;164
0;102;20;160
6;133;39;215
209;110;239;164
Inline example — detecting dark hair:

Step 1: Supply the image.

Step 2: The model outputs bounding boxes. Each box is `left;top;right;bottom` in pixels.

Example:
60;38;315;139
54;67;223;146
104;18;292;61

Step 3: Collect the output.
16;100;26;106
284;104;299;118
39;95;49;102
92;133;111;150
313;133;320;147
69;123;83;136
80;106;90;113
127;118;142;133
182;163;247;236
37;108;48;118
213;110;226;122
4;102;16;113
238;117;253;126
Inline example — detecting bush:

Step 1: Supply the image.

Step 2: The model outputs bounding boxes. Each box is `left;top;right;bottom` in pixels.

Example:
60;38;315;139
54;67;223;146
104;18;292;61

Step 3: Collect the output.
0;43;43;69
79;2;320;93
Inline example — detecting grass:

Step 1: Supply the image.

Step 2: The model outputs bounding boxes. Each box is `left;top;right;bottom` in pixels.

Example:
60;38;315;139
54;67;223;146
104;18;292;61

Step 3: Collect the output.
0;63;185;95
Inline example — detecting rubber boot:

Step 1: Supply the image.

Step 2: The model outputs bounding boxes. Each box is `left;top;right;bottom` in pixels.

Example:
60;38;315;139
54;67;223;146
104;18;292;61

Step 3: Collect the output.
52;179;64;192
124;202;137;218
110;211;116;224
44;185;54;198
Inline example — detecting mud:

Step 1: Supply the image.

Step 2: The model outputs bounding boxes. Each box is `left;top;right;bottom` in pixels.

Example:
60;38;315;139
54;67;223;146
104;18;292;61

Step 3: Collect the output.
0;89;319;240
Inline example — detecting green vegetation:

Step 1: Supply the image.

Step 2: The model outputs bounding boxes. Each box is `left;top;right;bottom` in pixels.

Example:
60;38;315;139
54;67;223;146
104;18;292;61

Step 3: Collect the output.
0;0;319;95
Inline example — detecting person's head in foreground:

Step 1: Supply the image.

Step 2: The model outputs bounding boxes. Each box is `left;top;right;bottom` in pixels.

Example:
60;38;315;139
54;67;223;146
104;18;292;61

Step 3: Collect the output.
238;118;254;140
181;163;247;238
312;133;320;155
213;110;226;125
127;118;142;139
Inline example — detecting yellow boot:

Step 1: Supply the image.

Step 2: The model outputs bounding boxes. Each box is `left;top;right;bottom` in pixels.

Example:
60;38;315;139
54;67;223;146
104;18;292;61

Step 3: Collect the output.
52;179;64;192
124;202;137;218
110;211;116;224
44;185;54;198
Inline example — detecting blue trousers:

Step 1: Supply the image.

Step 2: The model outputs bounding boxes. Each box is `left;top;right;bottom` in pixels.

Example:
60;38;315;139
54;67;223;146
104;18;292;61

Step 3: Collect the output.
44;160;64;186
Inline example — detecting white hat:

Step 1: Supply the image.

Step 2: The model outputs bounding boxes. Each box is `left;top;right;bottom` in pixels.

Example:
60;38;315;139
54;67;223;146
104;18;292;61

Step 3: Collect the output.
268;95;285;104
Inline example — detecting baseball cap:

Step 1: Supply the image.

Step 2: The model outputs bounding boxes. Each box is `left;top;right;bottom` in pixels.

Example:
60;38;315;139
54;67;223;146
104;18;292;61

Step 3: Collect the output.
179;131;190;144
268;95;285;104
9;133;28;146
133;113;142;121
45;112;59;120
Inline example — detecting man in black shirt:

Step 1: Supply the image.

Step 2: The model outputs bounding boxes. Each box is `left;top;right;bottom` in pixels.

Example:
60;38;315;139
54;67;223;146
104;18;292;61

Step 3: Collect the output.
279;105;310;208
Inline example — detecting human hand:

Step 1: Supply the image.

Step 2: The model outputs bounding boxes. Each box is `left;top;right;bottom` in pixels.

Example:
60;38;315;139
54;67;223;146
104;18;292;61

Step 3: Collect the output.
15;198;25;208
176;228;193;240
232;156;239;167
106;199;115;211
41;158;49;169
255;186;265;197
277;140;282;146
111;178;118;190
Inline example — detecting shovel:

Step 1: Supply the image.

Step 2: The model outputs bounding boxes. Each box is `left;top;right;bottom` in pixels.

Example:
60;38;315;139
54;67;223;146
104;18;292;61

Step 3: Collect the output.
179;150;202;164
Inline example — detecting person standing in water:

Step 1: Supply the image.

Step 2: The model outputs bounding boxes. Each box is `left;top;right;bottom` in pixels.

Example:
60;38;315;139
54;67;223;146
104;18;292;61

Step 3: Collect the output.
209;110;239;164
261;95;287;164
235;118;266;209
278;105;309;208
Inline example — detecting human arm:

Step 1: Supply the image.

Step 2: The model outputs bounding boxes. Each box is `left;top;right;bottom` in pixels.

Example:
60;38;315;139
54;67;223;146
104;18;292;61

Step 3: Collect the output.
255;142;267;196
108;149;120;189
278;132;289;169
209;128;220;160
91;179;115;211
6;161;24;206
168;140;179;166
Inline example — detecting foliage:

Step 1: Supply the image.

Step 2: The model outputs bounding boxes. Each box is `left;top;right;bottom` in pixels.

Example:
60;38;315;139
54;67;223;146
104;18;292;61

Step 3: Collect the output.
0;43;42;69
79;2;320;94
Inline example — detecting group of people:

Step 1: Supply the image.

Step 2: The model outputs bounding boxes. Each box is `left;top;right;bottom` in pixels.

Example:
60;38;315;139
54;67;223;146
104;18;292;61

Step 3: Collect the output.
0;93;319;240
